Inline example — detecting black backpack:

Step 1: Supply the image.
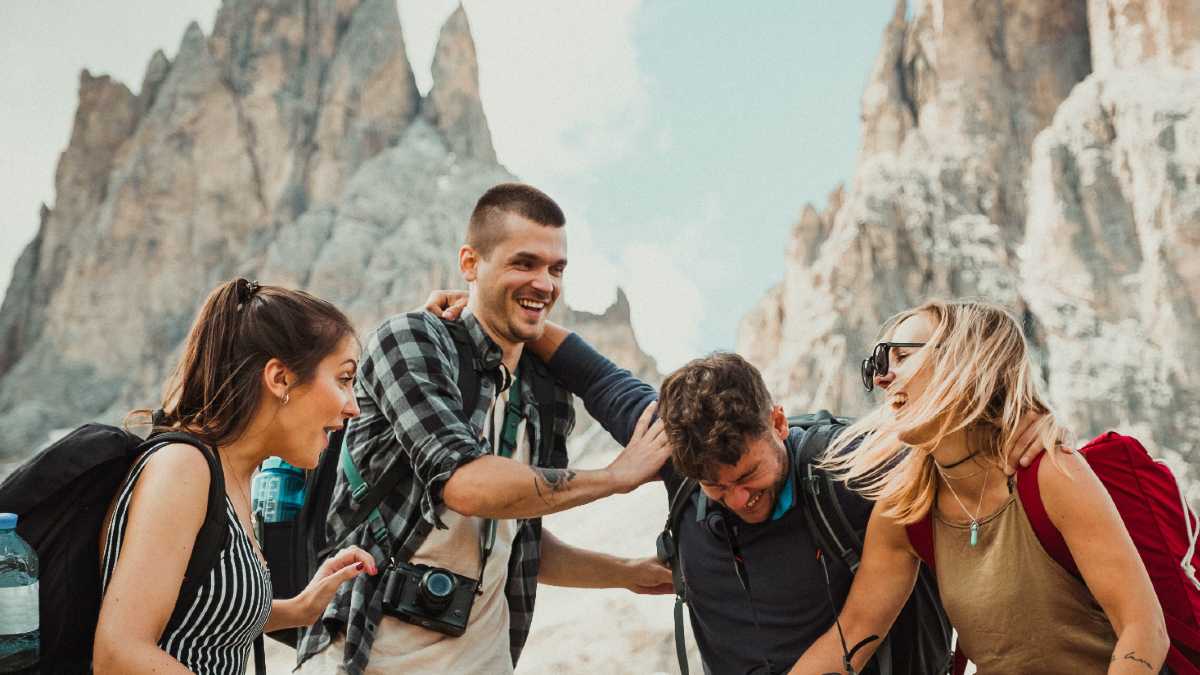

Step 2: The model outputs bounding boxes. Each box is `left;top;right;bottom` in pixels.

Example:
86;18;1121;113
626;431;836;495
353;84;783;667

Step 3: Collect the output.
656;410;954;675
260;317;559;646
0;425;230;674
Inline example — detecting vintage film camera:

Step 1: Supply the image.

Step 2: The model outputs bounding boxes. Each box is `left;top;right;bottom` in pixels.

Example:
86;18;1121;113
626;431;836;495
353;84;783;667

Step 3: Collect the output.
380;560;478;636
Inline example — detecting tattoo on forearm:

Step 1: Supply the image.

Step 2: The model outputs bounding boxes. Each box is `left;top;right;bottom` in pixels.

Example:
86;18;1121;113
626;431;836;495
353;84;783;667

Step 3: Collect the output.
1111;651;1153;671
534;468;578;505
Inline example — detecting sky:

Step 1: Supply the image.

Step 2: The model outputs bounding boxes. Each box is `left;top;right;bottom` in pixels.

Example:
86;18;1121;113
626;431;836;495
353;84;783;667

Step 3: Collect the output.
0;1;896;371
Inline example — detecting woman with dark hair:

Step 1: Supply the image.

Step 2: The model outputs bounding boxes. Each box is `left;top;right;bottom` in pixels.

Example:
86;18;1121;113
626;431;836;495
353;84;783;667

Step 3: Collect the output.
93;278;376;674
789;300;1168;674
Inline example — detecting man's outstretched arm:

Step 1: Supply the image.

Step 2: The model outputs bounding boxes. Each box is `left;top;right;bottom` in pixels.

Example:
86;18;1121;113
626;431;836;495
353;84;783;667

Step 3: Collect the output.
442;402;668;518
537;323;659;447
364;311;668;523
537;529;673;594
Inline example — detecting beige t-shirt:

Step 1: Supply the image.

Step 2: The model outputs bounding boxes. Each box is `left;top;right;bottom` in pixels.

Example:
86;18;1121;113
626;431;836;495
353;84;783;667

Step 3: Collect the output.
366;389;529;674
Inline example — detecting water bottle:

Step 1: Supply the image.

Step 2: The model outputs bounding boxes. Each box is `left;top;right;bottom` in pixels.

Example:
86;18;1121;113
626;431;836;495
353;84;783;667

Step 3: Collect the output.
251;458;306;524
0;513;38;672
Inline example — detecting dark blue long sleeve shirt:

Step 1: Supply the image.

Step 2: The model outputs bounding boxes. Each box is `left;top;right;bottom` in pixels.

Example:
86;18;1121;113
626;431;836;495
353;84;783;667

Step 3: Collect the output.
548;334;875;675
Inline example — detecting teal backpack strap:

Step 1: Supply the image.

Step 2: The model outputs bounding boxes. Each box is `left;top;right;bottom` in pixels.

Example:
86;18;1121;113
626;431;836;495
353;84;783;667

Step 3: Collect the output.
340;439;391;550
497;371;523;459
332;318;486;557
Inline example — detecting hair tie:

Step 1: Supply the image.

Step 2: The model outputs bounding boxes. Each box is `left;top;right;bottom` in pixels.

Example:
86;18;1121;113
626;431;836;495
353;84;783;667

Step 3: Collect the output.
236;279;261;310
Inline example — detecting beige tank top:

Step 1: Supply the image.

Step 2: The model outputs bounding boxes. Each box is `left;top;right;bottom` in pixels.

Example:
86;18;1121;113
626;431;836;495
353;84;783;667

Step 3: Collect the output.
932;485;1116;674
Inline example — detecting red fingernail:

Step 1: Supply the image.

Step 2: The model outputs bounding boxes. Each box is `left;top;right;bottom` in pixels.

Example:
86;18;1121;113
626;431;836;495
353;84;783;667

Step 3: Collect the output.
355;562;364;570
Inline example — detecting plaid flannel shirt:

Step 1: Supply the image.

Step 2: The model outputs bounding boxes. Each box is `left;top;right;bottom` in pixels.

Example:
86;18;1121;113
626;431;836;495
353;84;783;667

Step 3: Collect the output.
296;310;574;674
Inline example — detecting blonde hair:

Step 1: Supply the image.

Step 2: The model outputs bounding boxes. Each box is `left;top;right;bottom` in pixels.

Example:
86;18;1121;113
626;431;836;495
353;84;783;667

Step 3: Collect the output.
823;300;1070;524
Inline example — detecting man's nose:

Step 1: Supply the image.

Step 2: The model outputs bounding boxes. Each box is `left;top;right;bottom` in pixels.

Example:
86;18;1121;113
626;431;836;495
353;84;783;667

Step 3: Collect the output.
529;269;554;294
725;485;752;510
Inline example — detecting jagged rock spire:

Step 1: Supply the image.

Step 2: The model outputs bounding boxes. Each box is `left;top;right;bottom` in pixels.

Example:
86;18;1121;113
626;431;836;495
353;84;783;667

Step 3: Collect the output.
422;5;497;163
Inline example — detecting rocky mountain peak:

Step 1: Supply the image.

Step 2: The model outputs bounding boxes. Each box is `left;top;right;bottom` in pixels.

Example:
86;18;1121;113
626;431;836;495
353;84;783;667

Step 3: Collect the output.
0;3;654;463
1089;0;1200;74
740;0;1200;471
422;4;496;163
137;50;172;116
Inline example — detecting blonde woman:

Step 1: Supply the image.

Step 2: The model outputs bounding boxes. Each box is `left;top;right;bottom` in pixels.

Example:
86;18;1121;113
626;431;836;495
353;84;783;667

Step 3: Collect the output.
788;301;1168;675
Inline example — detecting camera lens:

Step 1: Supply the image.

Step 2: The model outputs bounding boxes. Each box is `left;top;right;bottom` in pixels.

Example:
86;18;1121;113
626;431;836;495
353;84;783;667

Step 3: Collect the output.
417;569;458;613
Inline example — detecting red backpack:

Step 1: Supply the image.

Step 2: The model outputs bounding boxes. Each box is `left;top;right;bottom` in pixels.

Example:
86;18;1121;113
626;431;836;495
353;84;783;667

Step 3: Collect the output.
907;432;1200;675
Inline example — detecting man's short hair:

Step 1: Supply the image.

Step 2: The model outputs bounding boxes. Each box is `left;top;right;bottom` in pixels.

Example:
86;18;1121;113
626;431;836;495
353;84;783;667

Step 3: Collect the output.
467;183;565;257
659;352;774;481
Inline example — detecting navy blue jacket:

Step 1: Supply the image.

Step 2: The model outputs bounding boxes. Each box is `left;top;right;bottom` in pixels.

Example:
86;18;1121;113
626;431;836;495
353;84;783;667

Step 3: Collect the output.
548;335;873;674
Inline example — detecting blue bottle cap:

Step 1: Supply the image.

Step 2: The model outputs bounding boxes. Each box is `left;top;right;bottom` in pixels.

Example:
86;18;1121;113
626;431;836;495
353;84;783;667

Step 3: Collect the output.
0;513;16;530
261;457;303;474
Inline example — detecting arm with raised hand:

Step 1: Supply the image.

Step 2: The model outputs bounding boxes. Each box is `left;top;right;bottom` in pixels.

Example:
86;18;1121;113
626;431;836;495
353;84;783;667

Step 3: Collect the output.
1039;450;1169;674
372;309;667;521
443;401;669;518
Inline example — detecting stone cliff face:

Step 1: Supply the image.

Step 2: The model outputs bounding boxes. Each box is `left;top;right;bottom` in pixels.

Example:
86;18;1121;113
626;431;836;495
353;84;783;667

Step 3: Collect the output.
740;0;1200;465
0;0;656;461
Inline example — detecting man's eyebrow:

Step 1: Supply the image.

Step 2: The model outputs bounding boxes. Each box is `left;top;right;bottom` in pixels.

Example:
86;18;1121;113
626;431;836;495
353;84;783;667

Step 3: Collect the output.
702;462;759;488
734;463;759;483
509;250;568;266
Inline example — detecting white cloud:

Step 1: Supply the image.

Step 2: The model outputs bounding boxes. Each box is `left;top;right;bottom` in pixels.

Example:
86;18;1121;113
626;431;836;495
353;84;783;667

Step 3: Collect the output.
558;213;623;314
620;237;706;372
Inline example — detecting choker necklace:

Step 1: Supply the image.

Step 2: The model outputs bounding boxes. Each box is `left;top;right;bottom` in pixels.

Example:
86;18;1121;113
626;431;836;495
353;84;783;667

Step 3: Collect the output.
935;450;980;470
939;465;991;547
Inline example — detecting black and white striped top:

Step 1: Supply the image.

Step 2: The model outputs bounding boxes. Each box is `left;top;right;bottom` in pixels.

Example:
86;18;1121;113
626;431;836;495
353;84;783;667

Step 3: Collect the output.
100;445;273;674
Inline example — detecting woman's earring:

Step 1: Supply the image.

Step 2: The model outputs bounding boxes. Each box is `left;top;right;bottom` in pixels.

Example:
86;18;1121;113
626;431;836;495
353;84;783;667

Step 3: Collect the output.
282;391;290;406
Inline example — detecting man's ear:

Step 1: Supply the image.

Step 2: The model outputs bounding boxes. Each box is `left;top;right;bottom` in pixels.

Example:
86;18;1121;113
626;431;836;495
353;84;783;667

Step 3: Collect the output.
771;405;788;440
262;358;294;401
460;245;480;283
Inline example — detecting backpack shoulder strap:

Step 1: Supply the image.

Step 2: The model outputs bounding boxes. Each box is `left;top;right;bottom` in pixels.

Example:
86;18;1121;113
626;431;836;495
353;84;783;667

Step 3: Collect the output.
327;318;486;559
1015;452;1079;577
442;318;482;416
794;422;862;572
905;515;937;570
521;355;560;467
657;476;697;675
140;432;228;610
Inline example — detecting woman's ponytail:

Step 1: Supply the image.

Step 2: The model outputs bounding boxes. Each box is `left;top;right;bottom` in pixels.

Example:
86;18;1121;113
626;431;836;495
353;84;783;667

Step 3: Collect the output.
127;277;355;447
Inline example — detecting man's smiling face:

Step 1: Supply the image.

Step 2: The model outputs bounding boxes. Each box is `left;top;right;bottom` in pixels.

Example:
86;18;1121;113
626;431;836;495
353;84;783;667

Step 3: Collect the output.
697;406;790;524
466;211;567;346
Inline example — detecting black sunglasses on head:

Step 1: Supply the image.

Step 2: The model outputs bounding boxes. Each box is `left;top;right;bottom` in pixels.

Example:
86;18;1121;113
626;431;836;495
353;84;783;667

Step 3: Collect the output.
861;342;926;392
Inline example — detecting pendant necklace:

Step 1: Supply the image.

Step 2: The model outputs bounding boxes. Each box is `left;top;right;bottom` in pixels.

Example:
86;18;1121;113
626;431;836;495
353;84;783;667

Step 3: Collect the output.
939;465;990;547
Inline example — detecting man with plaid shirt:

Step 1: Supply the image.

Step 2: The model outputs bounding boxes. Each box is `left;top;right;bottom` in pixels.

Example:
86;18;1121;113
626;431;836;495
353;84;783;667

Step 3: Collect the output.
296;183;673;674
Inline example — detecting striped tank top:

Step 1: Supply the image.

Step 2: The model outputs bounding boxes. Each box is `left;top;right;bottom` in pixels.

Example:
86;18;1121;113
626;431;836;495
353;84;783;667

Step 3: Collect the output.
100;444;273;674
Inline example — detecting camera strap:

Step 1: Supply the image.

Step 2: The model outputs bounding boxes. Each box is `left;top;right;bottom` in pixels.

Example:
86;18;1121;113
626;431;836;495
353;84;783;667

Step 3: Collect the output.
478;370;526;593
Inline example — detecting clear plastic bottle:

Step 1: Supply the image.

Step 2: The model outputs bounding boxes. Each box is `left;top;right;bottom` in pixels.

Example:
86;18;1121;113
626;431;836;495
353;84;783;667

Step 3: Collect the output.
0;513;38;672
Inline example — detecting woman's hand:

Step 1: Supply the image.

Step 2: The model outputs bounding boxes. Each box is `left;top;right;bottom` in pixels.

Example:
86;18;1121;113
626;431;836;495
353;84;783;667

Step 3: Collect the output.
1005;410;1052;475
422;289;469;320
267;546;377;631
